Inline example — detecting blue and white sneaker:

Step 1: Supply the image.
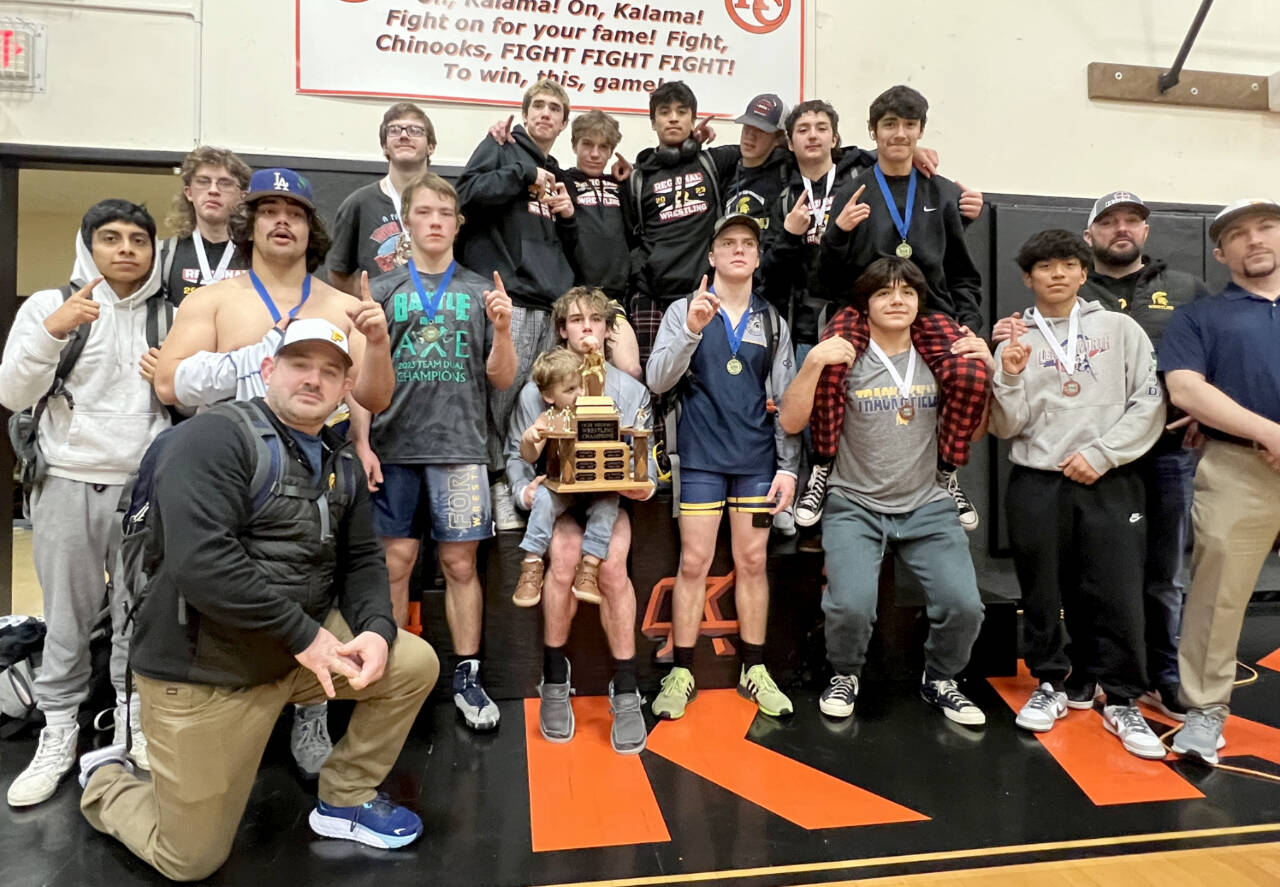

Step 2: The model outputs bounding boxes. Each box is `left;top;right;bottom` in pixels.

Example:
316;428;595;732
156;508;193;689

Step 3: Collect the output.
308;793;423;849
453;659;500;731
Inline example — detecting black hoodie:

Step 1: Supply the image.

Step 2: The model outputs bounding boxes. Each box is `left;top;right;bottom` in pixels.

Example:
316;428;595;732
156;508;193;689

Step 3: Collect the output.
454;125;578;311
759;147;877;343
630;145;737;302
819;166;983;332
559;167;637;302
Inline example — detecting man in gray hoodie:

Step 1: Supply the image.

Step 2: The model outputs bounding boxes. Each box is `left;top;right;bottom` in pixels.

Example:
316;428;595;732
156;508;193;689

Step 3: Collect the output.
0;200;172;807
991;229;1166;761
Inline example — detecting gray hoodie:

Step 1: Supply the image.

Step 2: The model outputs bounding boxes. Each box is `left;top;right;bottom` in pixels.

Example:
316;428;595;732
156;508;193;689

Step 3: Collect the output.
0;234;170;485
990;298;1164;473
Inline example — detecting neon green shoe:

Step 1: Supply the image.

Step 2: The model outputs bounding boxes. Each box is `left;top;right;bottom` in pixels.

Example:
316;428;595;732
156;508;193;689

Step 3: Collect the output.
651;667;696;720
738;664;794;717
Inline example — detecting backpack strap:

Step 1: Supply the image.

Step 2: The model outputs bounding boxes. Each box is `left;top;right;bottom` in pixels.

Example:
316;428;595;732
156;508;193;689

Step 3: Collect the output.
158;236;178;301
697;152;723;221
629;167;646;237
144;293;174;351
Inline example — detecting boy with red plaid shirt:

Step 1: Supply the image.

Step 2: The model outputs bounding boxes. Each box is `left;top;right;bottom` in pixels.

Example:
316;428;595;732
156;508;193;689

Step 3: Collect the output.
779;257;992;722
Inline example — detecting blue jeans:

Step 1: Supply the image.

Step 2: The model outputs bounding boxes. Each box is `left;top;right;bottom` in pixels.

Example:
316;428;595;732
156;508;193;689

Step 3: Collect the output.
821;494;984;679
519;486;619;561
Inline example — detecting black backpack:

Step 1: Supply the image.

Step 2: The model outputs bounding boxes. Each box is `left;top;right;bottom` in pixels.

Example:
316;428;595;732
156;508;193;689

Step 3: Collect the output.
117;400;359;632
6;284;174;515
657;297;781;517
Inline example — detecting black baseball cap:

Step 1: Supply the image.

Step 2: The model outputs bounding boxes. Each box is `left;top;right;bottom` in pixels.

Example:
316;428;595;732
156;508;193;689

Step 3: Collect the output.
734;94;786;133
712;213;761;241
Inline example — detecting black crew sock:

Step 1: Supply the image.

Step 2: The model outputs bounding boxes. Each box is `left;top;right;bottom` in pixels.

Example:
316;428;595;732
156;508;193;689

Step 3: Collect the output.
741;642;766;670
673;645;695;670
612;657;638;694
543;645;569;683
937;457;957;474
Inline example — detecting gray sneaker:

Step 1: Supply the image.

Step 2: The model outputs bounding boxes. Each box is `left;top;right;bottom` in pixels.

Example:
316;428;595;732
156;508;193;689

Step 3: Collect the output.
538;660;575;743
1171;705;1228;765
291;703;333;779
453;660;500;731
491;479;526;531
608;682;647;755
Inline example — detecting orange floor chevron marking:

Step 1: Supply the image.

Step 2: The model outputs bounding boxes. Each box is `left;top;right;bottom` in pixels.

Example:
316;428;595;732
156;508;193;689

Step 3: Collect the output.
989;664;1202;806
1259;647;1280;673
523;697;670;852
645;689;929;829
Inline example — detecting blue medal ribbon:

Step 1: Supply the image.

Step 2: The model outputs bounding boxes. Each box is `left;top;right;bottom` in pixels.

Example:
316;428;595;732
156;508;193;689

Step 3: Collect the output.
718;303;752;360
407;259;457;322
249;270;310;324
872;165;917;245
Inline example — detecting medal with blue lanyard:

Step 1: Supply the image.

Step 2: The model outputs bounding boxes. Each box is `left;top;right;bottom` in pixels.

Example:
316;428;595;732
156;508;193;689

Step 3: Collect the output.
873;165;917;259
249;269;310;324
408;258;457;342
714;287;752;376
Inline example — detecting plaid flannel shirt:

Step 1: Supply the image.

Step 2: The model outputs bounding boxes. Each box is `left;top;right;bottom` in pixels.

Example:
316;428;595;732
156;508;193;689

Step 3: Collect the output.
811;307;991;465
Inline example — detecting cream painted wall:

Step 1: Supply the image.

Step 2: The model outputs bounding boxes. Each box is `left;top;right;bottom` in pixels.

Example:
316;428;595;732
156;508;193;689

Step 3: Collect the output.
1;0;1277;204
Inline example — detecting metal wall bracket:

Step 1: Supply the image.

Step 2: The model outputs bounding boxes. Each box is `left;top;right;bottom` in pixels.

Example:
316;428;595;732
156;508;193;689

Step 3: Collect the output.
1088;62;1274;113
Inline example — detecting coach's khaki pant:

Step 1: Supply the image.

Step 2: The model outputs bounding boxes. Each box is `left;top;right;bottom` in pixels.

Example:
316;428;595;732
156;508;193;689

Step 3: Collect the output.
81;612;439;882
1178;441;1280;711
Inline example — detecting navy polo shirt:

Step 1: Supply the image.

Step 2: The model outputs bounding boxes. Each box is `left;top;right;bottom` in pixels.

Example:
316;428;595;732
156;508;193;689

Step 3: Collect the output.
1159;282;1280;425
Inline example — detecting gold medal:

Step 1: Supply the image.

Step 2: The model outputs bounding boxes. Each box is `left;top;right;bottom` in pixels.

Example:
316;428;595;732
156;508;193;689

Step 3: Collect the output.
898;403;915;422
895;241;913;259
423;323;441;343
1062;379;1081;397
726;357;743;375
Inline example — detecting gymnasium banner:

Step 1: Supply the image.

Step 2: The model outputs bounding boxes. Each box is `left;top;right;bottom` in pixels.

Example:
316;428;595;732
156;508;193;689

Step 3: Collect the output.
296;0;804;117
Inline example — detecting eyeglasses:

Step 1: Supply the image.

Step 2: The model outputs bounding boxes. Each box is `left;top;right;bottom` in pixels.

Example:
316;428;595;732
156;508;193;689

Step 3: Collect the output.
386;124;428;138
191;176;241;191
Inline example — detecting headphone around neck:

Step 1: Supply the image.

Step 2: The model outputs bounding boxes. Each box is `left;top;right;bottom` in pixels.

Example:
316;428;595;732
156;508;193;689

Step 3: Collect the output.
653;137;700;167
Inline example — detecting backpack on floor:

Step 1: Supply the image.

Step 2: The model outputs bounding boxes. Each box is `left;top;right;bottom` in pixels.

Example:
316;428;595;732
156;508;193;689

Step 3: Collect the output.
0;615;46;739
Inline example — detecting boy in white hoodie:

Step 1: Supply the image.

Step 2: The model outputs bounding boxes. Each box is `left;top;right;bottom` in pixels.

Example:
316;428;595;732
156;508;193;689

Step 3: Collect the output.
990;229;1166;761
0;200;172;807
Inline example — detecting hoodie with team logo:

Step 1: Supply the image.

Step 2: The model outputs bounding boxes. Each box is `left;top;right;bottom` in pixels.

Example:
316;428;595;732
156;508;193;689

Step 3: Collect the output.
630;147;737;302
455;125;578;312
990;298;1164;473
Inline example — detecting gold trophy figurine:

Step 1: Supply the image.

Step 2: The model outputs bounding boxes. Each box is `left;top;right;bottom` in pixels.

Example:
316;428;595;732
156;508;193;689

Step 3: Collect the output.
540;338;656;494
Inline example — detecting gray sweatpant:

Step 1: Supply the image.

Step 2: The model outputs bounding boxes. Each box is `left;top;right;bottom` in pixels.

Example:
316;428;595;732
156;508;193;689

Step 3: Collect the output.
30;475;128;723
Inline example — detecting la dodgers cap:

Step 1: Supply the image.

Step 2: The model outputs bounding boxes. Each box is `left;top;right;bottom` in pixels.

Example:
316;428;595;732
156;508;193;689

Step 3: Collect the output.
1087;191;1149;227
276;318;352;366
735;93;787;133
1208;198;1280;243
713;212;762;241
245;168;316;211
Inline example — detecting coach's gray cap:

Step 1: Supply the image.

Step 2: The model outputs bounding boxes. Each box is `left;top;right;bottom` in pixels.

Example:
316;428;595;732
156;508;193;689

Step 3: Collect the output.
1087;191;1149;227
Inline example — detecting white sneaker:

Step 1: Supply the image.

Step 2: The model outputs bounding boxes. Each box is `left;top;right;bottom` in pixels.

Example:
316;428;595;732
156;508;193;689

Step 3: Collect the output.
491;479;526;531
78;743;133;789
7;723;79;807
772;507;796;537
1102;704;1167;760
1015;683;1068;732
103;697;150;772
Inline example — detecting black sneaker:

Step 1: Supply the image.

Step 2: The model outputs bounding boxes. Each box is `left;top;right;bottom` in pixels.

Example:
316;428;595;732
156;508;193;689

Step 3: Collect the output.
819;674;858;718
920;673;986;726
1065;680;1101;711
794;463;830;528
940;470;979;532
1139;684;1187;722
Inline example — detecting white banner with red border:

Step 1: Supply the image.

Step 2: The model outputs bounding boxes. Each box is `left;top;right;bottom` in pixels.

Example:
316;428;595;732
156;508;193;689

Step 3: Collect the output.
296;0;803;118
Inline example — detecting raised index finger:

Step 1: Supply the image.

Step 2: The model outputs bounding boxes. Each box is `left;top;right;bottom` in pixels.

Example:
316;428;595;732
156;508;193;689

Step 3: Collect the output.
492;271;505;293
360;270;373;302
76;276;104;300
852;184;867;203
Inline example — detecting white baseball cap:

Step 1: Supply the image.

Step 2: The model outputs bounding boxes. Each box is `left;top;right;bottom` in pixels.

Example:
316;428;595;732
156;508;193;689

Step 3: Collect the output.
1209;198;1280;243
275;317;352;366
